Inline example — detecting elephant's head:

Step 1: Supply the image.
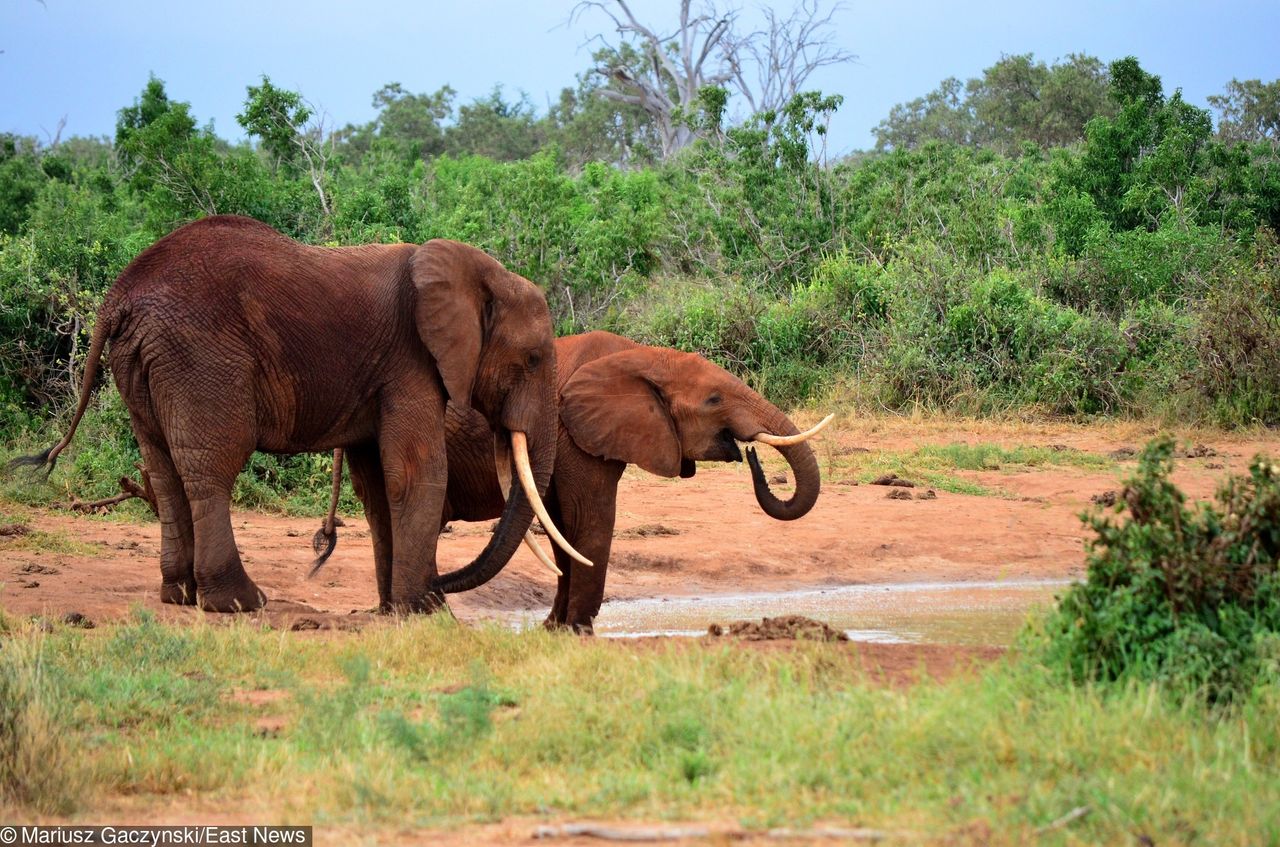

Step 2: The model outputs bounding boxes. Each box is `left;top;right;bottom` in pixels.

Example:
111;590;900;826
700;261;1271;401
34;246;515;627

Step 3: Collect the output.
410;240;584;592
557;332;828;521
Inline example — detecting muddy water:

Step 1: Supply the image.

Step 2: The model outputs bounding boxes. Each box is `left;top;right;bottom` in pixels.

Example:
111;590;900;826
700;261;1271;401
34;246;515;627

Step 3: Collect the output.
501;579;1072;646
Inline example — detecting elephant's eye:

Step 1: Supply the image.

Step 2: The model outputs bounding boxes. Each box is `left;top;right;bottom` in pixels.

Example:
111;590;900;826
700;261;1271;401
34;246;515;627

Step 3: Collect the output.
526;352;543;370
706;393;722;406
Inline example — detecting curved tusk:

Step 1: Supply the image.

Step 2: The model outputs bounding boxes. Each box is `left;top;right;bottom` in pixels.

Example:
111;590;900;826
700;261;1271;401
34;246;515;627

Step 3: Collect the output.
524;530;562;576
495;437;513;498
511;431;594;567
752;413;835;447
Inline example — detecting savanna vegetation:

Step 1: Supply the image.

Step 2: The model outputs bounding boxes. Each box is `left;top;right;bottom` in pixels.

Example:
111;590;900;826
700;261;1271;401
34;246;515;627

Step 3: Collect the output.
0;608;1276;840
2;35;1278;509
4;430;1280;838
3;7;1280;834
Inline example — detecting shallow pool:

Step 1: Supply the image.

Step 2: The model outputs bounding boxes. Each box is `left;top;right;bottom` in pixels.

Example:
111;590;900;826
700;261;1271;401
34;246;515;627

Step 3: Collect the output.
498;578;1073;646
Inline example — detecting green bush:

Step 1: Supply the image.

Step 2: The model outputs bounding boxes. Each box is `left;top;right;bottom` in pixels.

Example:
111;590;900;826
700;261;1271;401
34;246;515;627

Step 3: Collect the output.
1038;437;1280;703
1190;229;1280;425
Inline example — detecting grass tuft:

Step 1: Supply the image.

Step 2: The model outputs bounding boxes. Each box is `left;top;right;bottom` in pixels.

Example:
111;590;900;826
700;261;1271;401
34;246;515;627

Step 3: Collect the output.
0;630;84;814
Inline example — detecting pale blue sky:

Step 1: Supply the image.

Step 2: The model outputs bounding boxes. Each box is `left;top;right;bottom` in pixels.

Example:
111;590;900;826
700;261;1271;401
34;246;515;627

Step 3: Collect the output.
4;0;1278;154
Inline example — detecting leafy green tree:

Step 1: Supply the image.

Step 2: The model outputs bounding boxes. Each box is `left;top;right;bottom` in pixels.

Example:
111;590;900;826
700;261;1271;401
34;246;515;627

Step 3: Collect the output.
237;76;313;171
0;135;45;234
970;53;1113;150
1208;78;1280;144
546;49;661;169
114;75;222;228
875;54;1114;153
338;83;457;162
873;77;974;151
444;87;545;162
1071;57;1214;229
237;77;334;229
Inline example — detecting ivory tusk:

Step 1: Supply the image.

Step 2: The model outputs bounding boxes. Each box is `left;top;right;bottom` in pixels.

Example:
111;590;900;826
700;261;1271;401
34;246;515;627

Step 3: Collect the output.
524;530;562;576
511;431;594;567
752;413;835;447
495;437;513;498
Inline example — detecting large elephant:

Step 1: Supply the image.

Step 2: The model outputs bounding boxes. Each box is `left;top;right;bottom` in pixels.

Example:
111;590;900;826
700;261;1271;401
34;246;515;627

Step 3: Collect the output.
316;330;830;632
13;215;583;613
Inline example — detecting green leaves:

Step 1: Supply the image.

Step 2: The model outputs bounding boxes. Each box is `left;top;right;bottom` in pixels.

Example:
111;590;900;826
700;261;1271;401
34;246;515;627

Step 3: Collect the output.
237;76;313;172
1039;437;1280;703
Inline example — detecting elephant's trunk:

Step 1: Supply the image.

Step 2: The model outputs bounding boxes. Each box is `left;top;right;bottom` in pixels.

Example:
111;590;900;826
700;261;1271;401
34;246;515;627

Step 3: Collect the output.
746;409;822;521
433;419;558;594
434;466;534;594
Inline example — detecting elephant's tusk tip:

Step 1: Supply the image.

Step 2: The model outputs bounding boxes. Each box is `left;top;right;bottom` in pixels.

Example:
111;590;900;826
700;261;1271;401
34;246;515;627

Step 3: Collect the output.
753;413;835;447
523;530;562;576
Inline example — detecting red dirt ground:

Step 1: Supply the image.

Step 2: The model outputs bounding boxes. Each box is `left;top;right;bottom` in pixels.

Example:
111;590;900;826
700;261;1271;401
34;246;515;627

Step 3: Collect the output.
3;421;1277;677
6;420;1278;841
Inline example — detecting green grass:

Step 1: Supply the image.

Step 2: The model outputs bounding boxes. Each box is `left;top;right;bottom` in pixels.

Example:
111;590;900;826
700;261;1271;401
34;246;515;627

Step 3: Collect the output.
811;441;1114;497
0;509;104;556
0;610;1276;842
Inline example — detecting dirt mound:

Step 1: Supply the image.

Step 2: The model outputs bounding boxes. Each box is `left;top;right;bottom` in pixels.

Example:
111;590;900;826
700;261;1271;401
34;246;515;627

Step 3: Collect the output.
707;614;849;642
614;552;681;571
871;473;916;488
617;522;681;539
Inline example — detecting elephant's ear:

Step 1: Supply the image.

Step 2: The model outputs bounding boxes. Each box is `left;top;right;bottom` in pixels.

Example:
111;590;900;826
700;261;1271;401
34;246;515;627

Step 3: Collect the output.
410;239;497;409
560;349;681;478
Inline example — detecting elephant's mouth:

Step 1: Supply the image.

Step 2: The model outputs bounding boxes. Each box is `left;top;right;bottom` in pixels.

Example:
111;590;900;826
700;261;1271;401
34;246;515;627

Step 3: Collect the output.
702;429;744;463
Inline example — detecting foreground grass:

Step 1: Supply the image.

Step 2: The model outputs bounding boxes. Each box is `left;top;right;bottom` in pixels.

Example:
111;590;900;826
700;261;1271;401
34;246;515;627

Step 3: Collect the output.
1;612;1276;843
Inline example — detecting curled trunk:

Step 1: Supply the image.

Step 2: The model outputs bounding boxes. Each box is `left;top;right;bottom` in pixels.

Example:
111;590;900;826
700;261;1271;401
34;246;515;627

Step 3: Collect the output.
433;474;534;594
747;410;821;521
433;421;555;594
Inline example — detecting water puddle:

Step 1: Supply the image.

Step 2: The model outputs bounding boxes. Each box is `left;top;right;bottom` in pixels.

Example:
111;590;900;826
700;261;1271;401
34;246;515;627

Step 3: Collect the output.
499;579;1072;646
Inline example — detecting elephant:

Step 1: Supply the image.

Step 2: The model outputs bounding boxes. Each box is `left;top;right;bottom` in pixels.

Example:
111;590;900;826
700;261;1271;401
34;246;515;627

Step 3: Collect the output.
12;215;586;613
314;330;831;632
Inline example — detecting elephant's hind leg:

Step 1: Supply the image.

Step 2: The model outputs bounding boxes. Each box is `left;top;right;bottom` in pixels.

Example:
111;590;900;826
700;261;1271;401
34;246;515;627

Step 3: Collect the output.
170;432;266;613
347;442;394;612
134;431;197;605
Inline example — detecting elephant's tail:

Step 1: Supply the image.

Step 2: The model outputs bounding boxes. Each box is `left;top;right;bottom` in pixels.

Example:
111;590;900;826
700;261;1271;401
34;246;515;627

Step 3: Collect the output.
308;448;345;577
7;299;118;478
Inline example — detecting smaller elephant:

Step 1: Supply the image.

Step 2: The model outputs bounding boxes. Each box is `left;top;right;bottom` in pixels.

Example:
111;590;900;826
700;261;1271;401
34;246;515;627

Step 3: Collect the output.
314;331;832;633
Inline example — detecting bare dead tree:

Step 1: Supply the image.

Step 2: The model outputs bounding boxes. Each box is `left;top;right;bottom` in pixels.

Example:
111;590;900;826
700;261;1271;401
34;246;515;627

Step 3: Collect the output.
571;0;853;157
725;0;855;117
296;115;335;230
40;115;67;148
573;0;736;157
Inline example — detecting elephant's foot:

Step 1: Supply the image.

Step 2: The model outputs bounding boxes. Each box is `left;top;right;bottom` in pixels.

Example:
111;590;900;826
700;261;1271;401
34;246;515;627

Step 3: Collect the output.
543;614;594;636
196;576;267;613
159;578;198;606
383;591;448;615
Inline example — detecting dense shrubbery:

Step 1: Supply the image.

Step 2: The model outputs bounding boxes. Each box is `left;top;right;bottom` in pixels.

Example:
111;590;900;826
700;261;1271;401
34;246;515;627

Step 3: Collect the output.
1038;437;1280;703
1;56;1278;510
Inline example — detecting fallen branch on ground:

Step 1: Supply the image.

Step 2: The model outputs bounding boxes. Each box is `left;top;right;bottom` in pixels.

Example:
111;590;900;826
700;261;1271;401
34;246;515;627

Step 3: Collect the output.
66;464;159;516
533;822;915;841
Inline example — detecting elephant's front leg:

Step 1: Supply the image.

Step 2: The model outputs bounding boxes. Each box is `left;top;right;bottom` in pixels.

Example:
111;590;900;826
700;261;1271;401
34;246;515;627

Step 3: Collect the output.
545;449;625;634
379;406;450;614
